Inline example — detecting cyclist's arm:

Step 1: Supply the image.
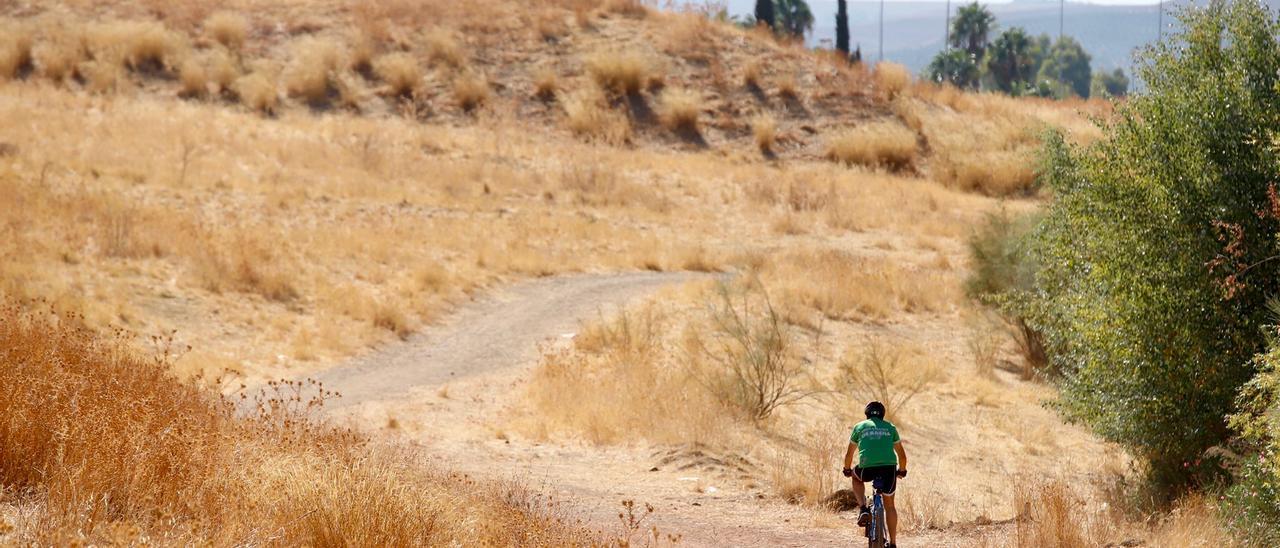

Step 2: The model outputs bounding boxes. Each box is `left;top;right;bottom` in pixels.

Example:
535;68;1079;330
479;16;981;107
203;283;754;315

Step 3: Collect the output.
843;442;857;469
894;441;907;470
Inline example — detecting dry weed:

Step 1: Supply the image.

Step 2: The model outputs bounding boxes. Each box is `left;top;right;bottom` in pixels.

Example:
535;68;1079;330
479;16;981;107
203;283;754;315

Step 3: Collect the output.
874;62;910;100
752;114;778;153
205;48;238;93
204;11;248;51
659;87;702;134
825;122;917;171
453;72;490;111
233;71;278;114
373;52;421;97
742;60;763;89
533;66;558;100
838;338;943;419
563;85;631;144
178;55;207;98
284;37;343;105
0;22;33;80
585;51;651;96
425;30;464;68
763;249;958;320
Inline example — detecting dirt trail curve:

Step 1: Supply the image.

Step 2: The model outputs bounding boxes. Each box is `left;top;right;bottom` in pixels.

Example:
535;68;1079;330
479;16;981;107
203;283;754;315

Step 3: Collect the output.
317;271;704;409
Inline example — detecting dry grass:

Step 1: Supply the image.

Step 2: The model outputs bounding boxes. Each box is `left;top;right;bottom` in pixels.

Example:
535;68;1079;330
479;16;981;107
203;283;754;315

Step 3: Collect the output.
752;113;778;153
0;23;33;80
874;62;910;100
205;48;238;93
233;71;278;114
284;37;343;105
425;29;464;68
605;0;650;18
0;305;603;545
776;74;799;100
81;59;126;94
373;52;421;97
742;59;763;89
659;87;701;134
453;71;490;111
121;21;185;73
525;301;727;445
563;85;631;144
825;121;918;171
178;55;207;98
533;66;558;100
760;248;958;321
32;37;82;83
586;51;652;96
204;11;248;51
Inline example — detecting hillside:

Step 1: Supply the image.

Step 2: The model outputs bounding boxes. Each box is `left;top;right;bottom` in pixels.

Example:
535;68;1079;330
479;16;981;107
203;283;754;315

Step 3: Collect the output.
0;0;1227;546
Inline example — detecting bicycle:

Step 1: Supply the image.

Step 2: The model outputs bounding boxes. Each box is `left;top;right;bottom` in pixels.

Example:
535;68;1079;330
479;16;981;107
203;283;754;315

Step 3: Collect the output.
863;485;889;548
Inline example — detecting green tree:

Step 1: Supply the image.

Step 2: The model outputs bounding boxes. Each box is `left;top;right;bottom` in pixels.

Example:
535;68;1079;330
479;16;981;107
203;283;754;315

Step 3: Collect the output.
836;0;850;55
775;0;814;39
987;27;1035;94
925;49;980;89
1090;68;1130;98
755;0;775;29
950;2;996;59
1024;0;1280;495
1036;36;1093;98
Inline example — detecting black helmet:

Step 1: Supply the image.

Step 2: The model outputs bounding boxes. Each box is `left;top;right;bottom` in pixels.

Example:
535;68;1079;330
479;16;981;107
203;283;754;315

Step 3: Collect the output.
864;401;886;418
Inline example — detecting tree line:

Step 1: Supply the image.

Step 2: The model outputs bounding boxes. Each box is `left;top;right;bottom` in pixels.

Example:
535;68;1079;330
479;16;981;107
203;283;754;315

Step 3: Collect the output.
927;2;1127;98
743;0;1127;99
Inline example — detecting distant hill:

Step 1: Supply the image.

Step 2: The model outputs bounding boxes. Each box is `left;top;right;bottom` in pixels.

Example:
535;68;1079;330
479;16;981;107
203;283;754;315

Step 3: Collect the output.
716;0;1191;79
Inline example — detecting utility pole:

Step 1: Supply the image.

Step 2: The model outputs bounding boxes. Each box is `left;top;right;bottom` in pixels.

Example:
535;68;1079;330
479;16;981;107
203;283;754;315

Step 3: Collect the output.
1158;0;1163;41
879;0;885;61
945;0;950;51
1059;0;1064;40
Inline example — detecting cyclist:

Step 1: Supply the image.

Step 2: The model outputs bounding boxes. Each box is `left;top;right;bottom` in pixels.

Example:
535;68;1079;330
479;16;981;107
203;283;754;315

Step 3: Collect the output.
842;400;908;548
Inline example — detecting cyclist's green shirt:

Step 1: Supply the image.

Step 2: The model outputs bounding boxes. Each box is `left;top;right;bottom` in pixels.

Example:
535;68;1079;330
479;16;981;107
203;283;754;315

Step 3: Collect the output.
850;418;900;468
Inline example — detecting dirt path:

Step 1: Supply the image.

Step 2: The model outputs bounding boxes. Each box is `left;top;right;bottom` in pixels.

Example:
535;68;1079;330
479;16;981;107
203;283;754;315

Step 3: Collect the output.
317;271;704;409
318;271;990;547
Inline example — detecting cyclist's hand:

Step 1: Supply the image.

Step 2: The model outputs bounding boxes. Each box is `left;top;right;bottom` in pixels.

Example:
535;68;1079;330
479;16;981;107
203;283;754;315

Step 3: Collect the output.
895;469;907;478
842;468;854;478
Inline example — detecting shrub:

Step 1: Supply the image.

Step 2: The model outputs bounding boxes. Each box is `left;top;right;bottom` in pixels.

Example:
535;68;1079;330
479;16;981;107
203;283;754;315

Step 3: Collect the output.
453;72;490;111
204;11;248;51
373;52;421;97
123;22;183;73
233;71;278;114
964;210;1046;376
425;30;463;68
874;62;910;99
533;66;558;100
742;60;763;88
563;86;630;144
775;74;799;99
1024;1;1280;494
752;114;778;153
178;56;207;98
825;122;917;170
205;48;238;94
658;87;701;134
691;281;814;422
585;51;651;96
32;38;82;83
837;339;941;417
0;24;33;80
284;38;343;106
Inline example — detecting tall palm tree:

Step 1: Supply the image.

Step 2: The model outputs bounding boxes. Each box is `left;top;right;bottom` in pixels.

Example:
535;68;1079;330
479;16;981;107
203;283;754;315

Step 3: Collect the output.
775;0;814;40
987;27;1034;93
950;2;996;59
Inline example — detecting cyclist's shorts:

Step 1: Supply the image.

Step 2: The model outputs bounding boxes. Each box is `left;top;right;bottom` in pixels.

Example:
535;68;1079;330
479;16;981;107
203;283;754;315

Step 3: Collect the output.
853;465;898;495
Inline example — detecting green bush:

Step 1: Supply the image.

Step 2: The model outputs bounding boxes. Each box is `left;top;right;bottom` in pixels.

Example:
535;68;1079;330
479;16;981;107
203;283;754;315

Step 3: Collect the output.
1224;348;1280;543
1023;0;1280;495
964;210;1046;373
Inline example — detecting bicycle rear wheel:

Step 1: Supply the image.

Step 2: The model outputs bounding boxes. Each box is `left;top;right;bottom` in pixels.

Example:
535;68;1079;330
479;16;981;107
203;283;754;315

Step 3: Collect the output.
867;501;888;548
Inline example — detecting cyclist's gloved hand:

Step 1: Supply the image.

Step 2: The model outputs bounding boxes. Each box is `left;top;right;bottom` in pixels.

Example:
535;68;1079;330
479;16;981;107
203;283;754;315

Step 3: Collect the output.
895;469;907;478
842;468;854;478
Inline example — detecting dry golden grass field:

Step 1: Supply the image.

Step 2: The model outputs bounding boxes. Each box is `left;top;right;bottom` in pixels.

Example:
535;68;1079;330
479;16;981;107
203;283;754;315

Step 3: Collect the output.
0;0;1230;545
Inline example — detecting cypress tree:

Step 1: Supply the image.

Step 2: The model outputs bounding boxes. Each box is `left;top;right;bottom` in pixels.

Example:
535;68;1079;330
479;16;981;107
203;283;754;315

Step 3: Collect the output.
836;0;850;55
755;0;776;30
